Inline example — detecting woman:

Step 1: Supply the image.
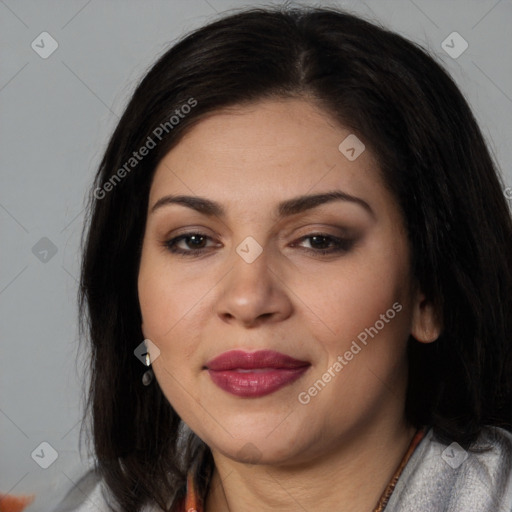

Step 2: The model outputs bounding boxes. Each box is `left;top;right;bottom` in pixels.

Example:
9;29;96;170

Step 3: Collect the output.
59;5;512;512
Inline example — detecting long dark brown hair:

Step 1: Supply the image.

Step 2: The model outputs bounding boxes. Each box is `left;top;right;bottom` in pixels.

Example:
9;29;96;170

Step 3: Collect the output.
78;5;512;511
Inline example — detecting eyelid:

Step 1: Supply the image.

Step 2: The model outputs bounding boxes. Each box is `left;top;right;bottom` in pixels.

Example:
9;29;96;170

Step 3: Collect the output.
281;222;356;240
162;224;220;240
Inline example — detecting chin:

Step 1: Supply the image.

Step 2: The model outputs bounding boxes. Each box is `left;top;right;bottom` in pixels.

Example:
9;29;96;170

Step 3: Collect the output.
217;438;303;466
199;419;313;466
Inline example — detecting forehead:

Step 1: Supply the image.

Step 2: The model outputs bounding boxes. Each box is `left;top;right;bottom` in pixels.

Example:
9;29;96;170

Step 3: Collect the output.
149;98;390;217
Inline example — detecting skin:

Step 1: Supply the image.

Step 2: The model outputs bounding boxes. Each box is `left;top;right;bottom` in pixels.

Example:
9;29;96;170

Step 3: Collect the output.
138;97;440;512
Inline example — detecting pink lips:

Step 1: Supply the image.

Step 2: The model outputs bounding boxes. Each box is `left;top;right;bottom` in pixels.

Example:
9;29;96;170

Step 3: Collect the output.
205;349;310;398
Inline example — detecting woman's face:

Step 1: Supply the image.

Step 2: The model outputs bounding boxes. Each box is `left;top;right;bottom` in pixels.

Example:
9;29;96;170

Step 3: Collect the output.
138;98;433;465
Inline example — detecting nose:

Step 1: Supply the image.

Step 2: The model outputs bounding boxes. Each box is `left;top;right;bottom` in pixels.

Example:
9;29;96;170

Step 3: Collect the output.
215;246;293;328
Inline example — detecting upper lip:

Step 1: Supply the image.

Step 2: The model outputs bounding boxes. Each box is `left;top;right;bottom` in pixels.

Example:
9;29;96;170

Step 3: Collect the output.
205;350;310;371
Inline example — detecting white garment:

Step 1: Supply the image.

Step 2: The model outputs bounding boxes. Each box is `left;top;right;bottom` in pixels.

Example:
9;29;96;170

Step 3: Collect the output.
53;426;512;512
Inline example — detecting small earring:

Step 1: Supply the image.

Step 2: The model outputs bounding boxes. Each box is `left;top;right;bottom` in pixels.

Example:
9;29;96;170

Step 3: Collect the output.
145;351;151;367
142;369;154;386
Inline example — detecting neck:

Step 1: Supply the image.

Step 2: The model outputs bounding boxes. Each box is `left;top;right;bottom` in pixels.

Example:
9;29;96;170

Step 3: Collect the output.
205;417;417;512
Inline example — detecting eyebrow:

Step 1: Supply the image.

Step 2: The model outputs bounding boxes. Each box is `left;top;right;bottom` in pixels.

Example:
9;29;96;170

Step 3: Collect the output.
150;191;374;219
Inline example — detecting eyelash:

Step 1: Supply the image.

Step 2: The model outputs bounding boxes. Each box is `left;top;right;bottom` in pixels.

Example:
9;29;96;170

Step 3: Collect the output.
162;232;354;257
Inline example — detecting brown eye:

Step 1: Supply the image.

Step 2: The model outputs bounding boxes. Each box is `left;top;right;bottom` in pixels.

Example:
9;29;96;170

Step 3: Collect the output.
164;232;218;255
182;234;208;249
294;234;355;255
308;235;333;250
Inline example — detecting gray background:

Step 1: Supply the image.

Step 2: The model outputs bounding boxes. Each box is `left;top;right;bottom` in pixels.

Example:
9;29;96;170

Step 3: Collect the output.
1;0;511;510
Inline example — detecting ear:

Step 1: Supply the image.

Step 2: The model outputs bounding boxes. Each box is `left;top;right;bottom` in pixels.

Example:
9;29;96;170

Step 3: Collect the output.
141;322;147;339
411;291;442;343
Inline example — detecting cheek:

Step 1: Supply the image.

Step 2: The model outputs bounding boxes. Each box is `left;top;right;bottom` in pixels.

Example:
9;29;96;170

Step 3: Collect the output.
138;261;206;417
290;247;410;346
292;268;411;436
138;252;201;370
138;250;205;339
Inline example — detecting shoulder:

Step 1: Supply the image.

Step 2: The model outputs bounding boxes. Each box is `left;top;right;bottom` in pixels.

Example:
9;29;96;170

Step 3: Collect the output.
387;426;512;512
52;469;104;512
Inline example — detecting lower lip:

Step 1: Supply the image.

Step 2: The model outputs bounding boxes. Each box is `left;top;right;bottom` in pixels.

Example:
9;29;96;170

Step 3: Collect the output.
207;367;309;397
